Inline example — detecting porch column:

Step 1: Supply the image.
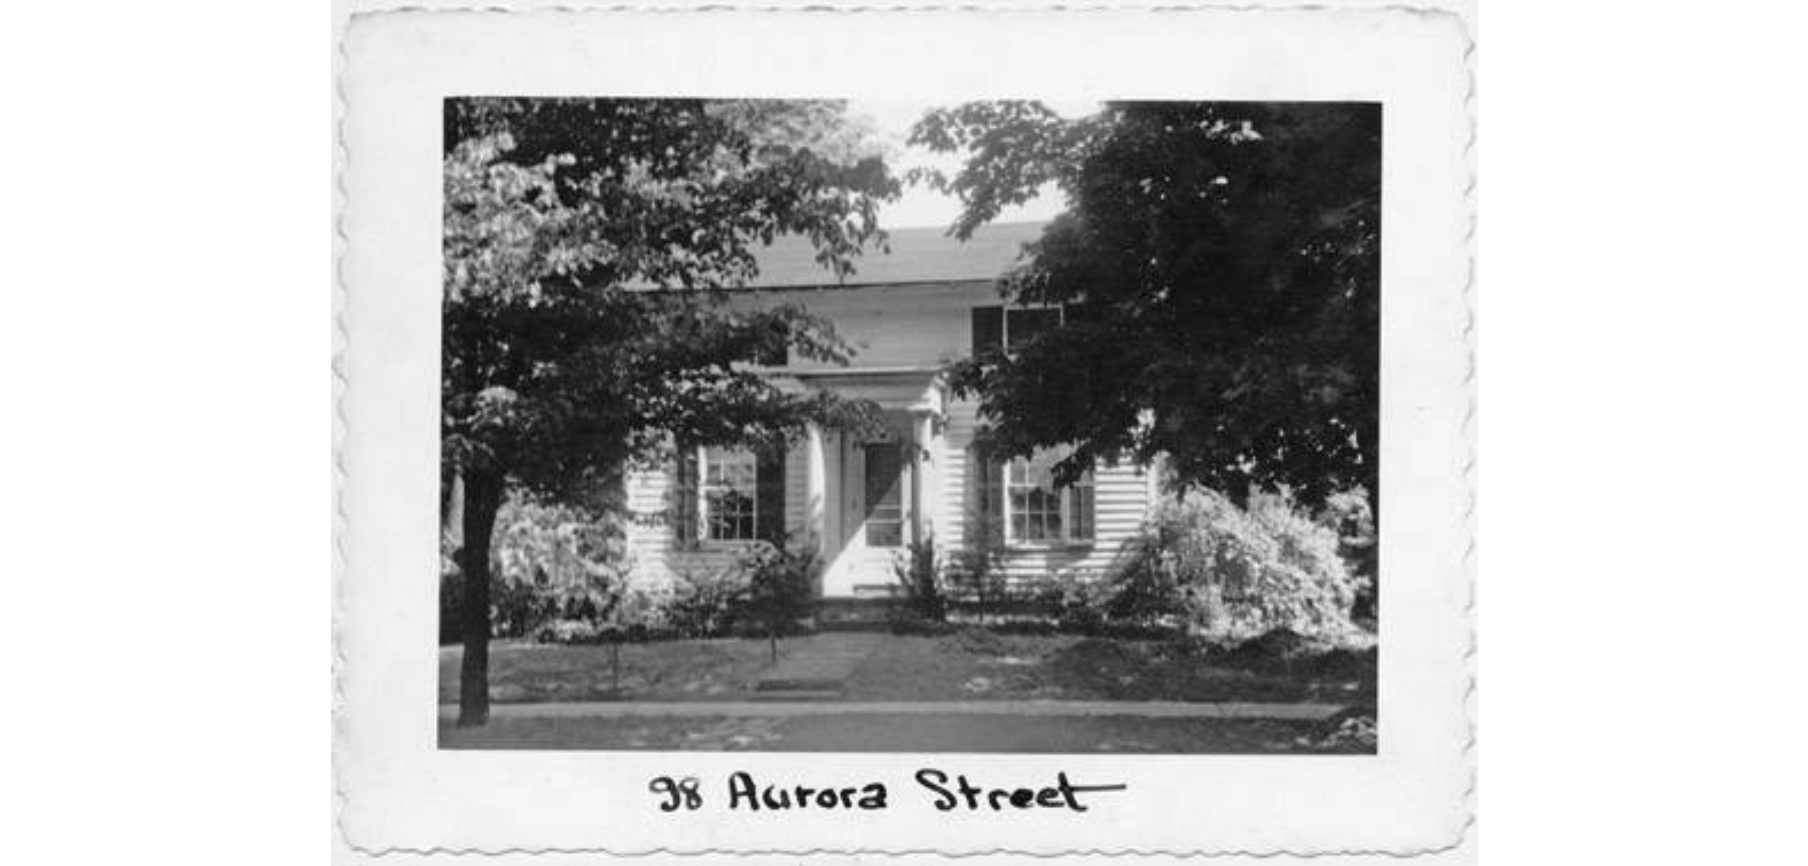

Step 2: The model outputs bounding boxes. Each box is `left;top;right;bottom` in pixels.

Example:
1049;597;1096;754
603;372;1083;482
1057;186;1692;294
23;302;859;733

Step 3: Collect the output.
804;422;827;551
911;411;936;545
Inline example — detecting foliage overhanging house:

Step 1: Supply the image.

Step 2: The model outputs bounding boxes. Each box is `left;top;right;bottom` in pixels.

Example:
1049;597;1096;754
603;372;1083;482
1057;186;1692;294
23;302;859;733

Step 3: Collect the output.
624;222;1157;599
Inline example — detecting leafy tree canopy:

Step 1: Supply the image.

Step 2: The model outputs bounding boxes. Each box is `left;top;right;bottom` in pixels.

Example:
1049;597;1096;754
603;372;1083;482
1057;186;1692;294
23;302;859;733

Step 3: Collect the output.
443;97;898;726
443;98;899;501
913;101;1380;509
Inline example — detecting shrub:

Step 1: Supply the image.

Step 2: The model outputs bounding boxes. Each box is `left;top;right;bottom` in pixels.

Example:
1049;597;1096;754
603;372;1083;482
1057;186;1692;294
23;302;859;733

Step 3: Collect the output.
439;492;635;643
532;618;602;644
1105;489;1367;646
1008;569;1113;630
665;566;750;638
492;494;631;624
946;537;1010;623
740;543;822;659
1045;570;1117;630
1318;488;1377;618
893;536;947;622
889;617;959;637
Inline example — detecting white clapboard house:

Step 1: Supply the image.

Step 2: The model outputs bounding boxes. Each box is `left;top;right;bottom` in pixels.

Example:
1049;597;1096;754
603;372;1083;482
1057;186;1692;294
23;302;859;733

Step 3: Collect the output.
619;222;1157;601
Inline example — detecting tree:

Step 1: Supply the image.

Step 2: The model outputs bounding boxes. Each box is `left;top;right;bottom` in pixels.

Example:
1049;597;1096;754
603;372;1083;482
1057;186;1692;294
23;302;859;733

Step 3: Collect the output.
442;98;897;725
912;101;1380;517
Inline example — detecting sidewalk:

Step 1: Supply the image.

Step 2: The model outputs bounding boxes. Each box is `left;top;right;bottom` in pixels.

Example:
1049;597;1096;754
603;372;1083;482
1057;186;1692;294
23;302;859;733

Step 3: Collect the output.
437;699;1345;721
753;632;885;698
437;703;1365;753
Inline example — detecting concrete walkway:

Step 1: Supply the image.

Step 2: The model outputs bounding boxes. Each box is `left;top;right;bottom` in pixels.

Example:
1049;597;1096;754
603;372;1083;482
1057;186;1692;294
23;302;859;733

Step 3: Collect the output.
753;632;885;697
438;699;1345;721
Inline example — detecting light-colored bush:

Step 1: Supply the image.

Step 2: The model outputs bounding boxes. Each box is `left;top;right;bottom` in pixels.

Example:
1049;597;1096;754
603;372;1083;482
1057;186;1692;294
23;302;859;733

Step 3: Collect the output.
1108;490;1368;646
444;494;635;639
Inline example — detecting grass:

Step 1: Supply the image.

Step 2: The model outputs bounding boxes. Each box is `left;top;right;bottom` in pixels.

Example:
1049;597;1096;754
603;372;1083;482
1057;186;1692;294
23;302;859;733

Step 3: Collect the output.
438;638;777;703
441;629;1375;708
843;629;1375;705
438;712;1371;753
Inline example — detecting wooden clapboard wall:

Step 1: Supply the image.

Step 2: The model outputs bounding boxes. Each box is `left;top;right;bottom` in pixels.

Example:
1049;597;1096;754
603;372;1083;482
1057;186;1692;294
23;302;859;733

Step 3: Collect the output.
621;276;1155;590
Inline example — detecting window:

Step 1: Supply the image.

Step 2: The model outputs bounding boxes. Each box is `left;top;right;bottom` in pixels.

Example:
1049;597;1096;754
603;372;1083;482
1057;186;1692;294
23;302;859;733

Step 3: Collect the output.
971;305;1064;356
1003;450;1095;545
701;448;758;541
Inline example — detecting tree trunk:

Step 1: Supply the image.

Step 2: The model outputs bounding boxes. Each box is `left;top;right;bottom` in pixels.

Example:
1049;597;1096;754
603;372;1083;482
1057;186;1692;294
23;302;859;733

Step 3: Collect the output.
456;469;505;727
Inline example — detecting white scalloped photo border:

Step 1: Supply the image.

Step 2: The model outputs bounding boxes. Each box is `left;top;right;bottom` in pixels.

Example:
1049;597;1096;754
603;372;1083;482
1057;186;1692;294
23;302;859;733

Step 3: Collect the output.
332;0;1475;856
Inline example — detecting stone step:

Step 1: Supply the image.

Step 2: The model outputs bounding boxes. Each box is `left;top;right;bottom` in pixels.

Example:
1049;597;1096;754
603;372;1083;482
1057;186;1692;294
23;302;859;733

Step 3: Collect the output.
815;598;898;621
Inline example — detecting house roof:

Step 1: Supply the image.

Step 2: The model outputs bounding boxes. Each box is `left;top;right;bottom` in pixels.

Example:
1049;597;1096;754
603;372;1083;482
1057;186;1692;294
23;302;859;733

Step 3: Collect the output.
632;221;1047;290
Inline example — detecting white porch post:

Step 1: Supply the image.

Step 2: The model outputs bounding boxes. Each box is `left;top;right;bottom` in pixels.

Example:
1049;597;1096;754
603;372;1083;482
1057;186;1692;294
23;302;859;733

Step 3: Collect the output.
805;422;827;552
912;411;936;545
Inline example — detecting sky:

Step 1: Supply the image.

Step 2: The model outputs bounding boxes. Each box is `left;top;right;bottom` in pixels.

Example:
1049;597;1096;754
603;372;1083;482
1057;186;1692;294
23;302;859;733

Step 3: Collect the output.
845;99;1097;230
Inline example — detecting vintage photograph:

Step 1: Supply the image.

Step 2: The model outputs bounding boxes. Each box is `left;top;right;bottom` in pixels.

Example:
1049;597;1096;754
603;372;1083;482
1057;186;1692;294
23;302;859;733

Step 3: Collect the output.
436;97;1381;754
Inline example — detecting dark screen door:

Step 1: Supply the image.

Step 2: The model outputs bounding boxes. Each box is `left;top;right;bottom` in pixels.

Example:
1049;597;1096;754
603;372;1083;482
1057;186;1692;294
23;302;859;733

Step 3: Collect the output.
863;443;904;547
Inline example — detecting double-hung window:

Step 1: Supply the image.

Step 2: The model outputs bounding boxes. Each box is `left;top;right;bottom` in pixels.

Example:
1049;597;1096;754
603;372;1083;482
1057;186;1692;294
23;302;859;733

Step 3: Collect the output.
1002;450;1095;546
971;304;1065;356
700;447;758;542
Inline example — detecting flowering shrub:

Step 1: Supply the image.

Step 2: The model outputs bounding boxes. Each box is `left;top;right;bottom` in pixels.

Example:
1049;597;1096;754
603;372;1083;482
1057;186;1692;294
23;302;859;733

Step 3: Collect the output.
1317;487;1377;618
492;495;632;620
438;493;634;642
1105;490;1367;646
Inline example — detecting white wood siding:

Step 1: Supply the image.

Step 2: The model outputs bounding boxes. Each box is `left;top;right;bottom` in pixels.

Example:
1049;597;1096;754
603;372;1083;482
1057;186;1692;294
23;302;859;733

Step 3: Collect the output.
936;397;1149;589
729;282;994;371
621;438;809;588
622;280;1154;592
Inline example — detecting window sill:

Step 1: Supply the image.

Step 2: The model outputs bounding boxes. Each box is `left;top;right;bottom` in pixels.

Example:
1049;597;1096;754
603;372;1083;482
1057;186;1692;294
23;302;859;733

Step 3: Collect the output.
1003;541;1096;553
694;539;774;552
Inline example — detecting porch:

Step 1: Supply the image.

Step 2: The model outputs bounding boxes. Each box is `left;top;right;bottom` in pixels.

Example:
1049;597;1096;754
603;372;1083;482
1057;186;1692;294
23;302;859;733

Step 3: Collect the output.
790;366;947;599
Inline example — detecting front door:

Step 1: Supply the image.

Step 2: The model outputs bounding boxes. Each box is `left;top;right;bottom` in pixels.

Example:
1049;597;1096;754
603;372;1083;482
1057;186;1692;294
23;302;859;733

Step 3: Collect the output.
820;422;912;597
861;442;906;549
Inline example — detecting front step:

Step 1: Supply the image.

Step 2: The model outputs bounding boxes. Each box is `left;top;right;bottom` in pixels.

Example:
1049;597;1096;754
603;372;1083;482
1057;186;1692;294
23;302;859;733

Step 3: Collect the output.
814;597;898;632
816;596;899;615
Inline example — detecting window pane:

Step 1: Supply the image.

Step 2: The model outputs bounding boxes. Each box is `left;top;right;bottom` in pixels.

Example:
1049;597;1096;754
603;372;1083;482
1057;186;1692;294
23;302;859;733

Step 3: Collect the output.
1071;485;1094;540
865;445;902;512
703;449;758;541
864;443;903;548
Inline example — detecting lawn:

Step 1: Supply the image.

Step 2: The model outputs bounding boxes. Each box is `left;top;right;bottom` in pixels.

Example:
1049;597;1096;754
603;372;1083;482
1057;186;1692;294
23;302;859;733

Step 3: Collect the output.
437;711;1371;753
441;629;1375;707
843;629;1374;704
437;638;777;703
